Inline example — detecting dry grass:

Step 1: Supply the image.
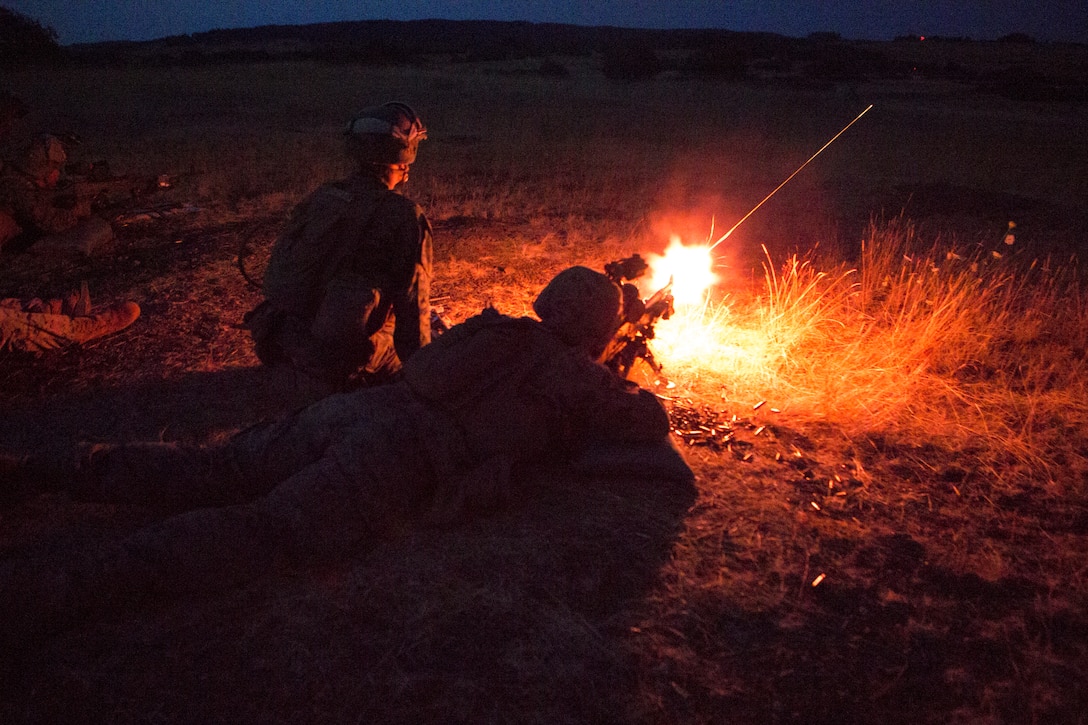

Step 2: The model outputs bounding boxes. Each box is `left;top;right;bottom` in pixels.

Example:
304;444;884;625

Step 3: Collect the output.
2;49;1088;724
652;220;1088;488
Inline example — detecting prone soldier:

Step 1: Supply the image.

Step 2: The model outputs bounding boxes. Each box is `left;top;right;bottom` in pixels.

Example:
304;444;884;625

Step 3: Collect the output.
0;266;692;641
0;133;114;255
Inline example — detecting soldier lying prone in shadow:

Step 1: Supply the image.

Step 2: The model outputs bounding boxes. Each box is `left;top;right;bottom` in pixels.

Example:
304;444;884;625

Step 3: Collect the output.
0;266;692;644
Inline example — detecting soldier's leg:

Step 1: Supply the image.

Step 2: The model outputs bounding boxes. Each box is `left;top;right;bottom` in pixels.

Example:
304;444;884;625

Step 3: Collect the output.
0;308;81;353
0;304;138;354
263;315;356;393
146;420;435;578
221;388;390;493
1;429;433;644
4;389;385;509
64;302;140;343
246;414;438;559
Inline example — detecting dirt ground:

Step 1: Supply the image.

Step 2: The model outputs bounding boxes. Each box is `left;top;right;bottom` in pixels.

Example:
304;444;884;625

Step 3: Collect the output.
1;203;1086;724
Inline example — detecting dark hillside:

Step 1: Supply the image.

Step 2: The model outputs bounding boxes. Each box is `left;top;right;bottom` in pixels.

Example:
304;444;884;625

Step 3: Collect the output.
121;20;791;58
59;19;1087;97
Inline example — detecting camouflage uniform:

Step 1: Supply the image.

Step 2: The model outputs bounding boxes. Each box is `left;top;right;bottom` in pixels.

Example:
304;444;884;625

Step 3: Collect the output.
247;172;432;388
246;102;432;391
0;173;91;234
0;134;97;252
0;295;140;353
1;279;687;635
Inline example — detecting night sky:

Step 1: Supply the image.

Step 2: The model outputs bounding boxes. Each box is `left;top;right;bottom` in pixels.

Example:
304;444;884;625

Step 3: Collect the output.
5;0;1087;45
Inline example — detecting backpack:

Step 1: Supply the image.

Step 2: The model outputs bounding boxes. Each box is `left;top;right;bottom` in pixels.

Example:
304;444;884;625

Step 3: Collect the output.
261;182;381;318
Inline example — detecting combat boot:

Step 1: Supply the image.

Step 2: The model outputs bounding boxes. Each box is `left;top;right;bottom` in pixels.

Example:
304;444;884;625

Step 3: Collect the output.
67;301;140;344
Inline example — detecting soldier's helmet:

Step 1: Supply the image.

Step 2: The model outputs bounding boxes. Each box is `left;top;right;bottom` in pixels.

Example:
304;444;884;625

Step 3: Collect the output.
18;134;67;186
534;266;622;357
345;102;427;165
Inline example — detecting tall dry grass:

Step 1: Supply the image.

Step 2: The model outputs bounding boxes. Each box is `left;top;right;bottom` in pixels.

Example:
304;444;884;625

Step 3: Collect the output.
653;220;1088;484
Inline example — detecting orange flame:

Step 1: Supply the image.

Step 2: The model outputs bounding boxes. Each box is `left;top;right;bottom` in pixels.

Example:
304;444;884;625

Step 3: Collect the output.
645;236;718;306
635;233;760;397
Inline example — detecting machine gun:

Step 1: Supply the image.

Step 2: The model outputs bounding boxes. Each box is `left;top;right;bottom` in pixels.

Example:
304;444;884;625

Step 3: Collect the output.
53;160;176;218
600;254;675;380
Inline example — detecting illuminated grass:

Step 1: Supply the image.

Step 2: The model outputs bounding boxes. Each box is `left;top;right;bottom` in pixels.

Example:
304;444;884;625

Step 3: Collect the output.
651;222;1088;483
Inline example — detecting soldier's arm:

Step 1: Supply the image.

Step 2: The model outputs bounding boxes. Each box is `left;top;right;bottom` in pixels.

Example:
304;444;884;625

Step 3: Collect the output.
391;204;432;362
537;345;671;446
533;340;693;483
19;184;94;234
0;180;79;235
